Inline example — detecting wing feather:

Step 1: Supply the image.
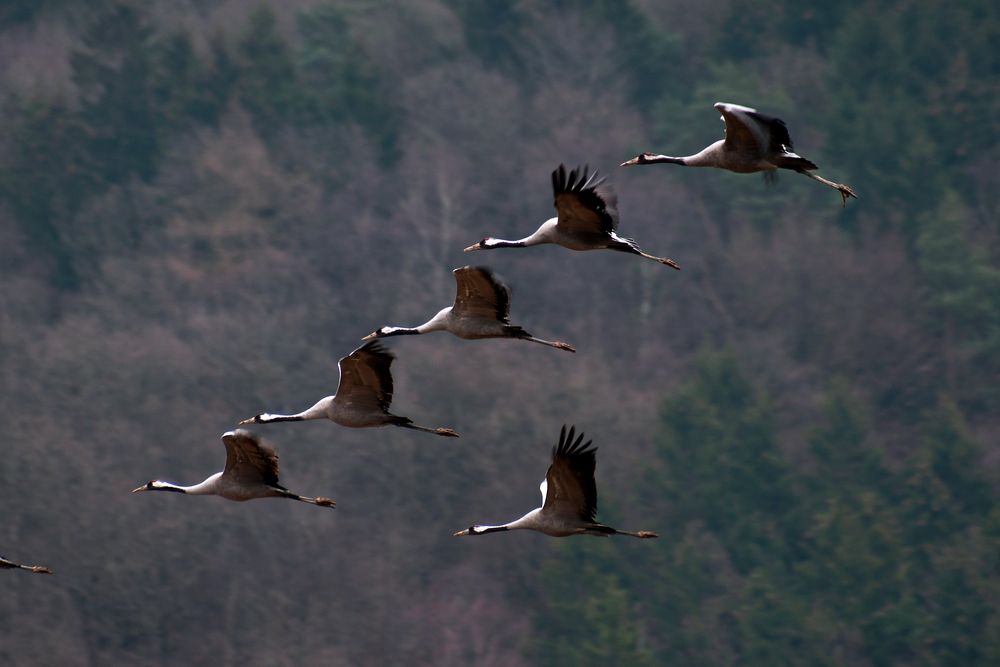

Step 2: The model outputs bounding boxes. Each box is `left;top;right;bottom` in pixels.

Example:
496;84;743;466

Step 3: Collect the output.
552;164;619;235
542;424;598;522
716;102;796;156
222;429;282;488
716;102;767;154
333;341;394;414
452;266;511;322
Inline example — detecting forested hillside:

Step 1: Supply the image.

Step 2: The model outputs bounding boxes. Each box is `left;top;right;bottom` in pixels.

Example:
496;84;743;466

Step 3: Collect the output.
1;1;997;665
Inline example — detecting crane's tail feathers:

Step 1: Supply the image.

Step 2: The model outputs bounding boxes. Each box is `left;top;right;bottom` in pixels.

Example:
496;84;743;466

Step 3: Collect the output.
779;154;818;171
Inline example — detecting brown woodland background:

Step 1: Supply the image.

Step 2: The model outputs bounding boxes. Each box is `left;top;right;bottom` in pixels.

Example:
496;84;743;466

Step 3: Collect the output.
1;1;998;665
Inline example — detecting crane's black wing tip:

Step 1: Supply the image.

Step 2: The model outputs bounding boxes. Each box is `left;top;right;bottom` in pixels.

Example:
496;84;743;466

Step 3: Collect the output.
554;424;597;459
552;164;606;195
355;339;394;360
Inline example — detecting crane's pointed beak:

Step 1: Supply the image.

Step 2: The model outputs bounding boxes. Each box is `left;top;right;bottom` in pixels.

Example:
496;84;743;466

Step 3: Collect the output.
237;417;256;425
463;242;482;252
131;485;147;493
620;156;641;167
453;528;471;537
361;331;378;341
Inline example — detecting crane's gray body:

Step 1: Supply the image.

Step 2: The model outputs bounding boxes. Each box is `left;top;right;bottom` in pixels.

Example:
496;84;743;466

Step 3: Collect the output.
367;266;576;351
454;426;657;540
133;430;335;508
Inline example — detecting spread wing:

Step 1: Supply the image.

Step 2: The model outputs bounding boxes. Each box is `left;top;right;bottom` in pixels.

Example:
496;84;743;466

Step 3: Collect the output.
541;424;598;522
452;266;511;322
222;429;281;488
552;164;619;235
333;341;394;415
716;102;768;154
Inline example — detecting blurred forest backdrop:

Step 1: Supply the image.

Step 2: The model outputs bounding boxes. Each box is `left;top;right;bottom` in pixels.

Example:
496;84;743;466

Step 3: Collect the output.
1;0;998;665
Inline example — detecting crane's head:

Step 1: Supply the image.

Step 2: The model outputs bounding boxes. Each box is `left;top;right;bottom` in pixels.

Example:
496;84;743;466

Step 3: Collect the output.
132;480;184;494
463;238;501;252
619;152;656;167
362;326;407;341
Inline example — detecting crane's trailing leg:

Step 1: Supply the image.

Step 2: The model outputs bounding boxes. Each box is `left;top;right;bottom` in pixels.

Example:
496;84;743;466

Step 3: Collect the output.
509;327;577;353
617;530;659;538
612;238;682;270
278;489;336;508
798;170;858;206
633;249;681;270
399;422;460;437
521;336;576;352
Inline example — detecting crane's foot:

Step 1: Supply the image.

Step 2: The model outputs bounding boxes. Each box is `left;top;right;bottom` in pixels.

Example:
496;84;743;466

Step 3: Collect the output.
659;257;681;270
636;531;659;539
435;428;460;438
838;184;858;206
315;497;336;508
30;565;52;574
553;341;576;353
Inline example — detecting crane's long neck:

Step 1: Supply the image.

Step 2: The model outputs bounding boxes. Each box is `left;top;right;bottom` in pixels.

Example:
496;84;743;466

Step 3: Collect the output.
475;508;541;534
469;523;512;535
483;220;557;249
149;473;221;496
641;154;689;165
247;397;333;424
376;326;423;337
642;141;723;168
373;308;452;339
480;237;531;249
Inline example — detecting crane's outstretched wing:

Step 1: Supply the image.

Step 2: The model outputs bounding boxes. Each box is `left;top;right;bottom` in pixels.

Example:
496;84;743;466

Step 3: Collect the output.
452;266;511;322
552;164;620;235
541;424;598;522
716;101;798;156
222;429;282;488
333;341;394;415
